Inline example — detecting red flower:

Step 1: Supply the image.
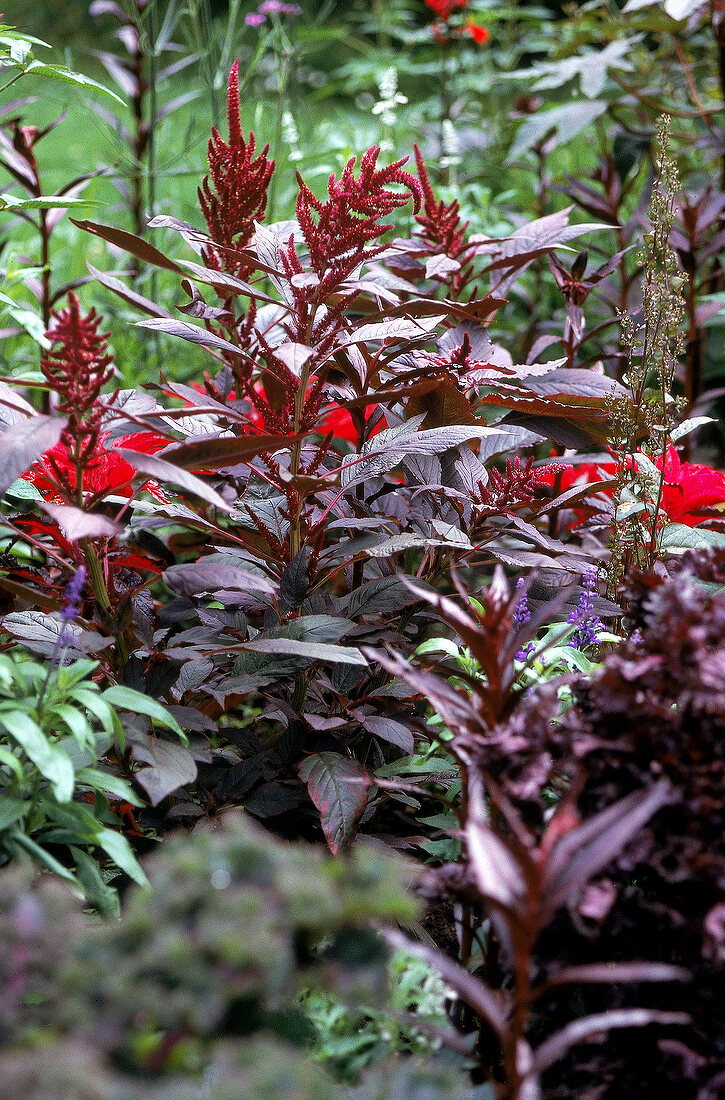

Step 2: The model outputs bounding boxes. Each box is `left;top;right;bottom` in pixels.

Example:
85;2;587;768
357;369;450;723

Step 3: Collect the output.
198;61;275;279
425;0;467;18
189;380;383;443
541;446;725;527
293;146;422;293
658;446;725;524
24;432;168;505
464;20;489;44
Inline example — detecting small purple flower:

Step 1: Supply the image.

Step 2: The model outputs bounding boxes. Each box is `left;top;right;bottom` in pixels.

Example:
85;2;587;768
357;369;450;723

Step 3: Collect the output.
513;579;536;661
512;577;531;630
246;0;301;23
260;0;302;12
61;566;87;623
568;566;603;651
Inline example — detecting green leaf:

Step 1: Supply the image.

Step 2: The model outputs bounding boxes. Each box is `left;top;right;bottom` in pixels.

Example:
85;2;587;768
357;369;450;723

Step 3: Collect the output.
658;524;725;552
507;101;608;162
69;688;119;740
70;846;120;917
94;826;149;885
0;711;74;802
0;193;98;212
51;703;95;751
101;685;186;740
0;745;25;783
22;60;125;103
76;767;144;807
9;829;82;890
0;798;27;831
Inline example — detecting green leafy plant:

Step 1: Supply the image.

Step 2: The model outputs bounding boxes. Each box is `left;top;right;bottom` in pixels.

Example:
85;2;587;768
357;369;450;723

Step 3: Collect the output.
0;640;184;912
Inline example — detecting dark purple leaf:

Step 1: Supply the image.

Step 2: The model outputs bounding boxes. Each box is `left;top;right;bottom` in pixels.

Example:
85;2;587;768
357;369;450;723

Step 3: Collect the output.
116;448;232;512
235;638;367;665
87;263;172;318
135;317;249;359
163;560;274;596
299;751;372;853
359;715;415;754
531;1009;690;1076
131;733;197;806
159;432;304;470
38;503;121;541
543;781;673;915
71;219;184;273
0;415;66;497
1;611;113;658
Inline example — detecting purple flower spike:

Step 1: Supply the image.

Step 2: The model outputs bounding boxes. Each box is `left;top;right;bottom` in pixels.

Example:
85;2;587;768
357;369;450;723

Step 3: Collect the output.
245;11;266;24
512;577;531;630
61;566;87;623
568;566;603;651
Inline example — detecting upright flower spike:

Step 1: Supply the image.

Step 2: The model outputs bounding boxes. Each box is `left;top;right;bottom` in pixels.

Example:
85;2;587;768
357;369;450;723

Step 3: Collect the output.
198;60;275;279
413;145;473;294
293;146;422;295
568;567;604;651
41;293;114;472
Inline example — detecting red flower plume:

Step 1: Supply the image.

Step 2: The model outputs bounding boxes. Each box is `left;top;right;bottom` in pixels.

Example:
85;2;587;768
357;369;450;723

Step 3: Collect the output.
198;60;275;279
293;146;422;293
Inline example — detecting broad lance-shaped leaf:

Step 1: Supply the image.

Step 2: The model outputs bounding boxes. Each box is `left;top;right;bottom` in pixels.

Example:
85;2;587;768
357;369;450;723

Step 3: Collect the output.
1;711;74;802
530;1009;690;1077
163;560;275;597
156;432;304;470
39;502;121;541
0;414;66;497
336;314;445;347
299;751;372;854
71;219;185;274
130;731;197;806
116;448;232;513
136;317;253;359
86;263;172;319
340;424;505;489
0;193;99;211
542;779;673;916
22;60;125;103
232;638;367;665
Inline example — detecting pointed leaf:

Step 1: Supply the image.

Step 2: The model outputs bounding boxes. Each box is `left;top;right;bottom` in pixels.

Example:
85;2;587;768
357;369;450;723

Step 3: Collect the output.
116;448;232;512
39;502;121;541
236;637;367;665
532;1009;690;1076
0;415;66;496
160;432;302;471
1;711;74;802
299;751;371;853
71;220;185;274
131;732;197;805
543;781;673;915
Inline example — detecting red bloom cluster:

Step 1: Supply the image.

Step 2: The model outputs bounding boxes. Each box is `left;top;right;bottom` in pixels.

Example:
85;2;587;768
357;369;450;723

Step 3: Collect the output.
464;21;489;44
23;433;168;507
425;0;466;17
198;60;275;279
424;0;489;45
293;146;422;291
191;381;383;443
41;293;114;467
542;446;725;527
414;144;471;284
